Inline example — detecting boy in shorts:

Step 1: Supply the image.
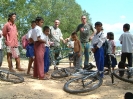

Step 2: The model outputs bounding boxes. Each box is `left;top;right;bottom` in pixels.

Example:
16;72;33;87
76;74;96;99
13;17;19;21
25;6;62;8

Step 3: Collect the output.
71;32;82;70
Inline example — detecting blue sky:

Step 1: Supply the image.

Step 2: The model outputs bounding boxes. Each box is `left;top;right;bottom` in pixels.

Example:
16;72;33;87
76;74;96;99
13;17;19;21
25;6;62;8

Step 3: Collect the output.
76;0;133;46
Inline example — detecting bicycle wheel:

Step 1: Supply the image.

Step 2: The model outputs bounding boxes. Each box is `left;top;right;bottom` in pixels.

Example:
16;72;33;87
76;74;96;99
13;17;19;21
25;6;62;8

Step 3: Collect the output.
51;68;69;78
63;75;103;94
113;69;133;83
0;70;24;83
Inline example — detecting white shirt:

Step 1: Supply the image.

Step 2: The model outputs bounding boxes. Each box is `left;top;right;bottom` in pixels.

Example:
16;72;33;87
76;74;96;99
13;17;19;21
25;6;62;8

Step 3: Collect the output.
0;30;3;49
91;32;106;48
43;33;50;47
26;29;33;40
119;31;133;53
31;25;43;41
49;26;63;46
108;40;116;54
67;41;74;48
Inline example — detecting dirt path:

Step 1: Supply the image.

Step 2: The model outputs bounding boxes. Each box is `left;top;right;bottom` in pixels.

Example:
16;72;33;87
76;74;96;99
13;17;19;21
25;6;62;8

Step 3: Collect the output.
0;59;133;99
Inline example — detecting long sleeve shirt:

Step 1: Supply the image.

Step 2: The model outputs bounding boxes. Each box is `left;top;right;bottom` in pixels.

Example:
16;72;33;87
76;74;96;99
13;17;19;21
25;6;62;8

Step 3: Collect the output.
2;21;18;47
91;32;106;48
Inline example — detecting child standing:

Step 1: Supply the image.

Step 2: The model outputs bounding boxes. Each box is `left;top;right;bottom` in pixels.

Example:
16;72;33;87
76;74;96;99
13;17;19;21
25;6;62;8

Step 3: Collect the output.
71;32;82;70
26;20;36;74
119;23;133;76
43;26;50;77
104;32;117;71
30;17;46;80
66;37;74;67
91;22;106;78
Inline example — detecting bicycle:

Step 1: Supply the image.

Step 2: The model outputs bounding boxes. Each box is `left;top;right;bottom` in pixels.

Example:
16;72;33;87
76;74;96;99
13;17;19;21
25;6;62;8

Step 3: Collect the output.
50;45;95;78
49;45;73;69
63;54;115;94
0;69;24;83
89;51;95;62
51;63;95;78
113;62;133;84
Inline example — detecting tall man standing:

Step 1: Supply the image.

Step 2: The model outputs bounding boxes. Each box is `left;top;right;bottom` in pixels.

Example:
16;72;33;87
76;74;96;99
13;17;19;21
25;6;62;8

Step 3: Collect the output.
49;19;65;66
76;15;95;69
2;12;24;72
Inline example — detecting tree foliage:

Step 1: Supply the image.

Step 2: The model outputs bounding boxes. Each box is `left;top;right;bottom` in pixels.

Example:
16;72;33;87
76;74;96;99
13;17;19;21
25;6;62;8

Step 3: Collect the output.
0;0;91;39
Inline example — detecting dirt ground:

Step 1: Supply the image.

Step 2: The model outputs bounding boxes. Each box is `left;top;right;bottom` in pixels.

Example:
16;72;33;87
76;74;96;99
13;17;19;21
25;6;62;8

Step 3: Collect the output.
0;59;133;99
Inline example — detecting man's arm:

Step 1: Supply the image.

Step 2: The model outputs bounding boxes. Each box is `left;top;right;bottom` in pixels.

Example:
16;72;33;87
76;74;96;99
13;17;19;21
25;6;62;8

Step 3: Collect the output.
2;24;7;38
59;29;66;43
78;40;82;56
75;25;80;33
89;24;96;40
60;37;65;43
119;34;123;44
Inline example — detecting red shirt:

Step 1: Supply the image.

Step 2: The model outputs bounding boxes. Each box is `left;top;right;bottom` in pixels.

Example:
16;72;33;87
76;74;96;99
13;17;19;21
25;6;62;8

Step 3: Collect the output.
2;21;18;47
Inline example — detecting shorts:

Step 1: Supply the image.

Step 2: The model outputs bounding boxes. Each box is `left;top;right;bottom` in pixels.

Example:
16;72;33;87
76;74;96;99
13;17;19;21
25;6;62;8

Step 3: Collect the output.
26;43;34;58
6;46;20;58
69;52;74;61
104;54;117;67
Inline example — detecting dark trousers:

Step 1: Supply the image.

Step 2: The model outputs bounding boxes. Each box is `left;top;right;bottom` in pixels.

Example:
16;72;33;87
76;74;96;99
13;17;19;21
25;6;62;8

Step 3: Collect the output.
44;47;50;73
94;47;104;78
0;49;3;67
121;53;132;67
50;46;60;65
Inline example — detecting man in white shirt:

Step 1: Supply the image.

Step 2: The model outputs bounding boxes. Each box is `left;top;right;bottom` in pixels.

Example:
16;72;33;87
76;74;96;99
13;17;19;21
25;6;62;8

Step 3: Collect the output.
49;19;65;65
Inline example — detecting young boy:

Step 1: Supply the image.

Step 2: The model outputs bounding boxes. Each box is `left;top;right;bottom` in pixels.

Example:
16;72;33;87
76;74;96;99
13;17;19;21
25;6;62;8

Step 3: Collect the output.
71;32;82;70
91;22;106;78
26;20;36;74
119;23;133;76
65;37;74;67
43;26;51;78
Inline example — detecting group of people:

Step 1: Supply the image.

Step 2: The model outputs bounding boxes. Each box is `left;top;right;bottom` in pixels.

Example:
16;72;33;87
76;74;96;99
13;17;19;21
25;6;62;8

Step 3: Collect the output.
0;12;133;80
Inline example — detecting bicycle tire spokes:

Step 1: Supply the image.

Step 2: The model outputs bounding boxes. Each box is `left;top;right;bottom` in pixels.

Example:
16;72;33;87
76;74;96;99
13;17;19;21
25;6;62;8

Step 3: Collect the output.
51;69;68;78
0;70;24;83
113;69;133;83
63;76;103;94
82;77;97;88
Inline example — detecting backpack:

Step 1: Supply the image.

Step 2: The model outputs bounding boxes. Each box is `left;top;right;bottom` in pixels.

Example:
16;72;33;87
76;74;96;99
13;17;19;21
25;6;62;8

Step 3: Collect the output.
99;33;109;56
21;34;28;49
102;40;109;55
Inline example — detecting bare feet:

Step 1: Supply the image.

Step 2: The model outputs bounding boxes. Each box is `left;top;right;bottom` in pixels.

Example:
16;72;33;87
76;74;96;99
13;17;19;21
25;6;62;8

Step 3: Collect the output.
9;69;16;72
17;68;25;71
39;77;49;80
27;72;32;75
45;72;50;75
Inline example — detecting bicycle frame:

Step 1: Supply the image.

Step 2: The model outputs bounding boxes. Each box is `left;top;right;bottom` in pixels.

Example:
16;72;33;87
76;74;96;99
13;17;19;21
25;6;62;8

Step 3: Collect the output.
49;46;73;69
108;54;115;84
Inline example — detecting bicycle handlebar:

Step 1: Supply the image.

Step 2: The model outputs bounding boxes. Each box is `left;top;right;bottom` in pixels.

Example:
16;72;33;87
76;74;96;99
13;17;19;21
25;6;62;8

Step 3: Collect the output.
108;54;116;58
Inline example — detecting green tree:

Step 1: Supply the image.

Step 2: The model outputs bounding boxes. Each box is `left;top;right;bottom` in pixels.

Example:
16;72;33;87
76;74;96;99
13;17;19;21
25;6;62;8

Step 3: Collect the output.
0;0;91;39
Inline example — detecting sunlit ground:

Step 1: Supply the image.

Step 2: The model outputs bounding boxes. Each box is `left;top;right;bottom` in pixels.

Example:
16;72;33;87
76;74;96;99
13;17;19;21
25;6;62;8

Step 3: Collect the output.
0;55;132;99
